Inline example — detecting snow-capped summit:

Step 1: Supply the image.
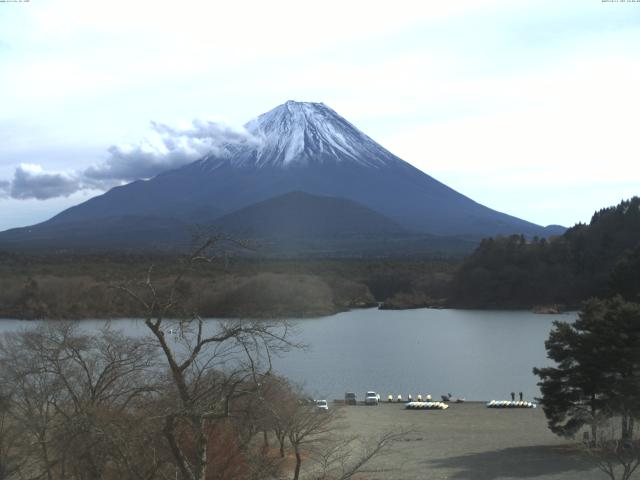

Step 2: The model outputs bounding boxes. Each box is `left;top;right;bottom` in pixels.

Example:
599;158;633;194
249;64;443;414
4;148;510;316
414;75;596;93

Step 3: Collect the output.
197;101;403;169
7;100;558;251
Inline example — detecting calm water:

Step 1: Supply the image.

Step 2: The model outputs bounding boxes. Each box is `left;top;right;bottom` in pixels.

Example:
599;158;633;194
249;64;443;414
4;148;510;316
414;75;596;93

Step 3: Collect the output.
0;308;575;402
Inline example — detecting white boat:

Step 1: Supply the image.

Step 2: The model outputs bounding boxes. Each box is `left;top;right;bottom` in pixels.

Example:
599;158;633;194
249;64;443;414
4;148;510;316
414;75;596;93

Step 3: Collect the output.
486;400;536;408
405;401;449;410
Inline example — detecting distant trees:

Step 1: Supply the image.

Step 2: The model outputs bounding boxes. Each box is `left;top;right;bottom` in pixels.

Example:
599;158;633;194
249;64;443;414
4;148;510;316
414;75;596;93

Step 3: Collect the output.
450;197;640;308
13;276;49;319
610;245;640;303
0;249;460;321
449;234;577;307
534;297;640;477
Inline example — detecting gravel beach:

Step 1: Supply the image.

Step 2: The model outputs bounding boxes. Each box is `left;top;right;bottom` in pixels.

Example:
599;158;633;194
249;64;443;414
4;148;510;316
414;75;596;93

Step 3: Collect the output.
333;402;604;480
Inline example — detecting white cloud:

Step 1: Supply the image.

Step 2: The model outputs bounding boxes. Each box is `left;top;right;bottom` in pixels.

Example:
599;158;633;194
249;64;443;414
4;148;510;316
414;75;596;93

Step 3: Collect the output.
2;0;502;109
84;119;258;185
382;52;640;226
0;180;9;198
2;118;260;199
10;164;81;200
0;0;638;229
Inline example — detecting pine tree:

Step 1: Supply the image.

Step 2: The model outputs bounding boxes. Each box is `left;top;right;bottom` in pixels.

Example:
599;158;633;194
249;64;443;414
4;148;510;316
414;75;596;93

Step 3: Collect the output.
534;297;640;442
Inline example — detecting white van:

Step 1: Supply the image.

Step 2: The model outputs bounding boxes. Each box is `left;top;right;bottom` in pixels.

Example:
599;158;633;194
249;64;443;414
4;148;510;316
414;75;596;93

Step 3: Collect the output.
365;391;379;405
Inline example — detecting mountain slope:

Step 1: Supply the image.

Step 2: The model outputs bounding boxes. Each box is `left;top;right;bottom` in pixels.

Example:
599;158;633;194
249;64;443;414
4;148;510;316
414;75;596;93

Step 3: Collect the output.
213;191;407;238
0;101;561;253
0;215;194;252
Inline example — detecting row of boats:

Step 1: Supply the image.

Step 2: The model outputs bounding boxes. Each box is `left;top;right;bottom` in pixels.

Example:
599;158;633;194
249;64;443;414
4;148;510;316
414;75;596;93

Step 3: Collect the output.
402;400;538;410
386;394;464;403
387;394;435;402
405;401;450;410
486;400;537;408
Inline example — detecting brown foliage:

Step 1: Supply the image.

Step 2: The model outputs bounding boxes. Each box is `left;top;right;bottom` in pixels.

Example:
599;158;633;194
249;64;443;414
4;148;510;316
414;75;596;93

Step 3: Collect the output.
0;253;455;319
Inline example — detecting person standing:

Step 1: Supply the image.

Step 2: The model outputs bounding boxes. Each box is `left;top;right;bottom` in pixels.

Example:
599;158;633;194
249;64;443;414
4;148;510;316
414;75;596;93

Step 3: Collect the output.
510;392;515;401
519;392;523;401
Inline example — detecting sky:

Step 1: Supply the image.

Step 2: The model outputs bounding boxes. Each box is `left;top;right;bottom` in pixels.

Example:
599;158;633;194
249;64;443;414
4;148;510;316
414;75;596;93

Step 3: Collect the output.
0;0;639;231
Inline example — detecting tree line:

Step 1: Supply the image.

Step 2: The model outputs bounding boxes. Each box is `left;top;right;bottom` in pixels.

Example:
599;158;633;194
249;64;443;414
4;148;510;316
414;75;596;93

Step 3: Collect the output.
0;253;456;320
449;197;640;308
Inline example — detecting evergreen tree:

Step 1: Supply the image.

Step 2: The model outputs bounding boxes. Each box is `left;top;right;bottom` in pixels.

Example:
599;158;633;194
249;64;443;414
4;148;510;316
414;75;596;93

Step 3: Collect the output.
450;196;640;308
610;245;640;303
534;297;640;442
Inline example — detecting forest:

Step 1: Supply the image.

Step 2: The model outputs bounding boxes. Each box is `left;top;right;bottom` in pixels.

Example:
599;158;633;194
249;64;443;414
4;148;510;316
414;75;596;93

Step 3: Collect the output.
448;197;640;309
0;252;456;320
1;197;638;320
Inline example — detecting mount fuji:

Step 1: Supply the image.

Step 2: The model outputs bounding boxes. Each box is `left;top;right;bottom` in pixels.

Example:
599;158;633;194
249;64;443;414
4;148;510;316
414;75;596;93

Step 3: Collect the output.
0;101;563;254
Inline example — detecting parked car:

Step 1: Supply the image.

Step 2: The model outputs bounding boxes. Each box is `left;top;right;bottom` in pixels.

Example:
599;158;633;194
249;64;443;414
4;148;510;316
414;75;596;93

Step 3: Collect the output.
315;399;329;411
344;392;357;405
365;391;379;405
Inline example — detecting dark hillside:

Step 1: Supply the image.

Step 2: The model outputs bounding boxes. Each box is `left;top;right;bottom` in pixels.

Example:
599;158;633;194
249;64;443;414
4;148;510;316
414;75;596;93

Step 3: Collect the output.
449;197;640;308
213;191;407;238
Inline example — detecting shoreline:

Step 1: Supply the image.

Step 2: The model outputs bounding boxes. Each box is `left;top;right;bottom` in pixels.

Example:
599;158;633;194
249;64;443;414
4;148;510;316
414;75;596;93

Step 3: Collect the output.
0;304;579;322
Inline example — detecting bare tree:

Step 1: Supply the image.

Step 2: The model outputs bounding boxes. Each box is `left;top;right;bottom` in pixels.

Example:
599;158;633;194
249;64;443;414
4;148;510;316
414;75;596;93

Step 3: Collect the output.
114;236;298;480
255;375;299;459
252;376;404;480
0;390;24;480
286;402;339;480
585;415;640;480
310;430;406;480
0;322;162;480
1;325;68;480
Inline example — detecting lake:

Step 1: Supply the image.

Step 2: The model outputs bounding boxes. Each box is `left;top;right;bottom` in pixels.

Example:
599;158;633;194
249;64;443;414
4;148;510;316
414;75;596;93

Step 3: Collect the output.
0;308;575;402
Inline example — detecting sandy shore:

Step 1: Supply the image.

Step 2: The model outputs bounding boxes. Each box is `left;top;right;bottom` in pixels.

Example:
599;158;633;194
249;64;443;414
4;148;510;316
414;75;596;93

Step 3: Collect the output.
332;402;603;480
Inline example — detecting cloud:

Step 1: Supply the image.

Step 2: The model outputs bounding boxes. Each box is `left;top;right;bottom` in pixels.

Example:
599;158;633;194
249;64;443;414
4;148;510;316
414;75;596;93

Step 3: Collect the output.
2;119;259;200
0;180;10;198
84;119;258;186
10;164;82;200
